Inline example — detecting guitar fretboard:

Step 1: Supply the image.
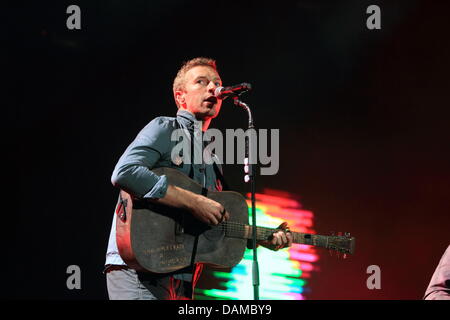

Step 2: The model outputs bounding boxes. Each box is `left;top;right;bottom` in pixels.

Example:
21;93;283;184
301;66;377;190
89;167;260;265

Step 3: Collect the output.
218;222;331;249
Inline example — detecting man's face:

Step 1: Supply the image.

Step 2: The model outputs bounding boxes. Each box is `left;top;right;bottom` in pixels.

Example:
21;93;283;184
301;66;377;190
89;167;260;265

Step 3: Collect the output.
176;65;223;121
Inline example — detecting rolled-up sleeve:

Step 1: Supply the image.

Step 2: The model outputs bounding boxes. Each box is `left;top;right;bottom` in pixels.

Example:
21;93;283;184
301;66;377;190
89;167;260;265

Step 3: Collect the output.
111;117;172;199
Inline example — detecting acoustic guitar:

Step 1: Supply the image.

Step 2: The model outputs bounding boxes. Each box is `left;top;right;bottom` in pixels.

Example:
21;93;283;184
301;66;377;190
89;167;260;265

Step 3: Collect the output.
115;167;355;273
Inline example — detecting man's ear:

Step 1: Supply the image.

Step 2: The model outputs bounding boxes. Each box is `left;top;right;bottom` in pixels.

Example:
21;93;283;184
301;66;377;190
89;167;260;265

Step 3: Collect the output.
175;90;186;108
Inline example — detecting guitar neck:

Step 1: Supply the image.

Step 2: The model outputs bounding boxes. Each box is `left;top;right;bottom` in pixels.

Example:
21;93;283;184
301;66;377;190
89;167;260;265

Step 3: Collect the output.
222;222;331;250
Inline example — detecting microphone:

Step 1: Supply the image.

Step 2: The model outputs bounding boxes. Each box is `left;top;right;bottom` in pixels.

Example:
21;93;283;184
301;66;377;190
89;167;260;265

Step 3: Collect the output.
214;83;252;100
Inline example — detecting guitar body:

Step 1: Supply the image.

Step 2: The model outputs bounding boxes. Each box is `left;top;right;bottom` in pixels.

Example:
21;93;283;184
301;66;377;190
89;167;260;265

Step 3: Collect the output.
116;167;249;273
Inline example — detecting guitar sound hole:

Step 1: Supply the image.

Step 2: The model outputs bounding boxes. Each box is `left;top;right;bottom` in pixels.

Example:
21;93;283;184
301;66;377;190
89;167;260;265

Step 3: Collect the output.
203;225;225;241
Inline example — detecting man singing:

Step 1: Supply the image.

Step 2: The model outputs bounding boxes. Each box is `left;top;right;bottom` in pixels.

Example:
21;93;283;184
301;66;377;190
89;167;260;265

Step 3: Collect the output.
104;57;292;300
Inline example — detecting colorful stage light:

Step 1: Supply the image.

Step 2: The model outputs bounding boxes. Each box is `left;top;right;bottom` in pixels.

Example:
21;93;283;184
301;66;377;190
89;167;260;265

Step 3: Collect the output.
195;189;320;300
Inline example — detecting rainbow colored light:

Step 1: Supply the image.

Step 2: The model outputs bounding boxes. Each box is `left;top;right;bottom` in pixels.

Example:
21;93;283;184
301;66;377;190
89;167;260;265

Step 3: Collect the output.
195;189;319;300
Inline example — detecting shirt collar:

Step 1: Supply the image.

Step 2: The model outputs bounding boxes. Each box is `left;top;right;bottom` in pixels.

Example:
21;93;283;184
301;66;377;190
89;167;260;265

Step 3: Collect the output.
176;109;202;132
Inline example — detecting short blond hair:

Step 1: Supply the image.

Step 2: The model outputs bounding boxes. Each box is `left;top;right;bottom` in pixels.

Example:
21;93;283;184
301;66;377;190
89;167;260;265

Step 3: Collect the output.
173;57;218;108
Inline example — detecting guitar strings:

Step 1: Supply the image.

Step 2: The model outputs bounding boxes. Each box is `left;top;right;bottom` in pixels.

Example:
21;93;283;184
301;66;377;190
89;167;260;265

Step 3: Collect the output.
215;220;296;234
213;221;302;240
215;221;291;234
214;221;275;238
212;222;349;251
214;221;331;244
218;221;324;238
208;221;338;241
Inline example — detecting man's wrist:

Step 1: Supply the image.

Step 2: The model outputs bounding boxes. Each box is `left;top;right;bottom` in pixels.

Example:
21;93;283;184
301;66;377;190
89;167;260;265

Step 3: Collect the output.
169;185;198;213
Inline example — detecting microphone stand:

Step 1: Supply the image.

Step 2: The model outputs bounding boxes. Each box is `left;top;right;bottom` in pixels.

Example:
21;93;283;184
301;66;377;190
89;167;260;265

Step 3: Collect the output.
233;96;259;300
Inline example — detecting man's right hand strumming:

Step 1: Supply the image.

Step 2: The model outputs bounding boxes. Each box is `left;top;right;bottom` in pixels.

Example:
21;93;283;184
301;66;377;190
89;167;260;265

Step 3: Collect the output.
152;185;230;226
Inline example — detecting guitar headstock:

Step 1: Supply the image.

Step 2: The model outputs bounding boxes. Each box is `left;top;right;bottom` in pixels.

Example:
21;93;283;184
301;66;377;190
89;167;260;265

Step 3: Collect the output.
327;232;355;258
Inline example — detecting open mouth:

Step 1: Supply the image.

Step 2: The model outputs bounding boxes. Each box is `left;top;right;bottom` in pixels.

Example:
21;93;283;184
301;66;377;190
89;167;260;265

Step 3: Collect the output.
204;96;218;104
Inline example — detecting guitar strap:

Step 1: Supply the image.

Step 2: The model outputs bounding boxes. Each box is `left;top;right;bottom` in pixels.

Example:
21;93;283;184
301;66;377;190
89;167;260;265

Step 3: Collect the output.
188;131;194;179
175;118;199;286
175;118;195;179
213;162;231;191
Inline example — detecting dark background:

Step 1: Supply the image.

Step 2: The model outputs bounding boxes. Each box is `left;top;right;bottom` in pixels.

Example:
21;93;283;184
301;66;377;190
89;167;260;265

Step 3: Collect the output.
6;0;450;299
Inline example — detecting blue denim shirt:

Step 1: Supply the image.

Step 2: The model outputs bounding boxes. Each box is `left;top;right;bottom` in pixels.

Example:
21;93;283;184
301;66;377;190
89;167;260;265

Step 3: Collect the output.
105;109;223;267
